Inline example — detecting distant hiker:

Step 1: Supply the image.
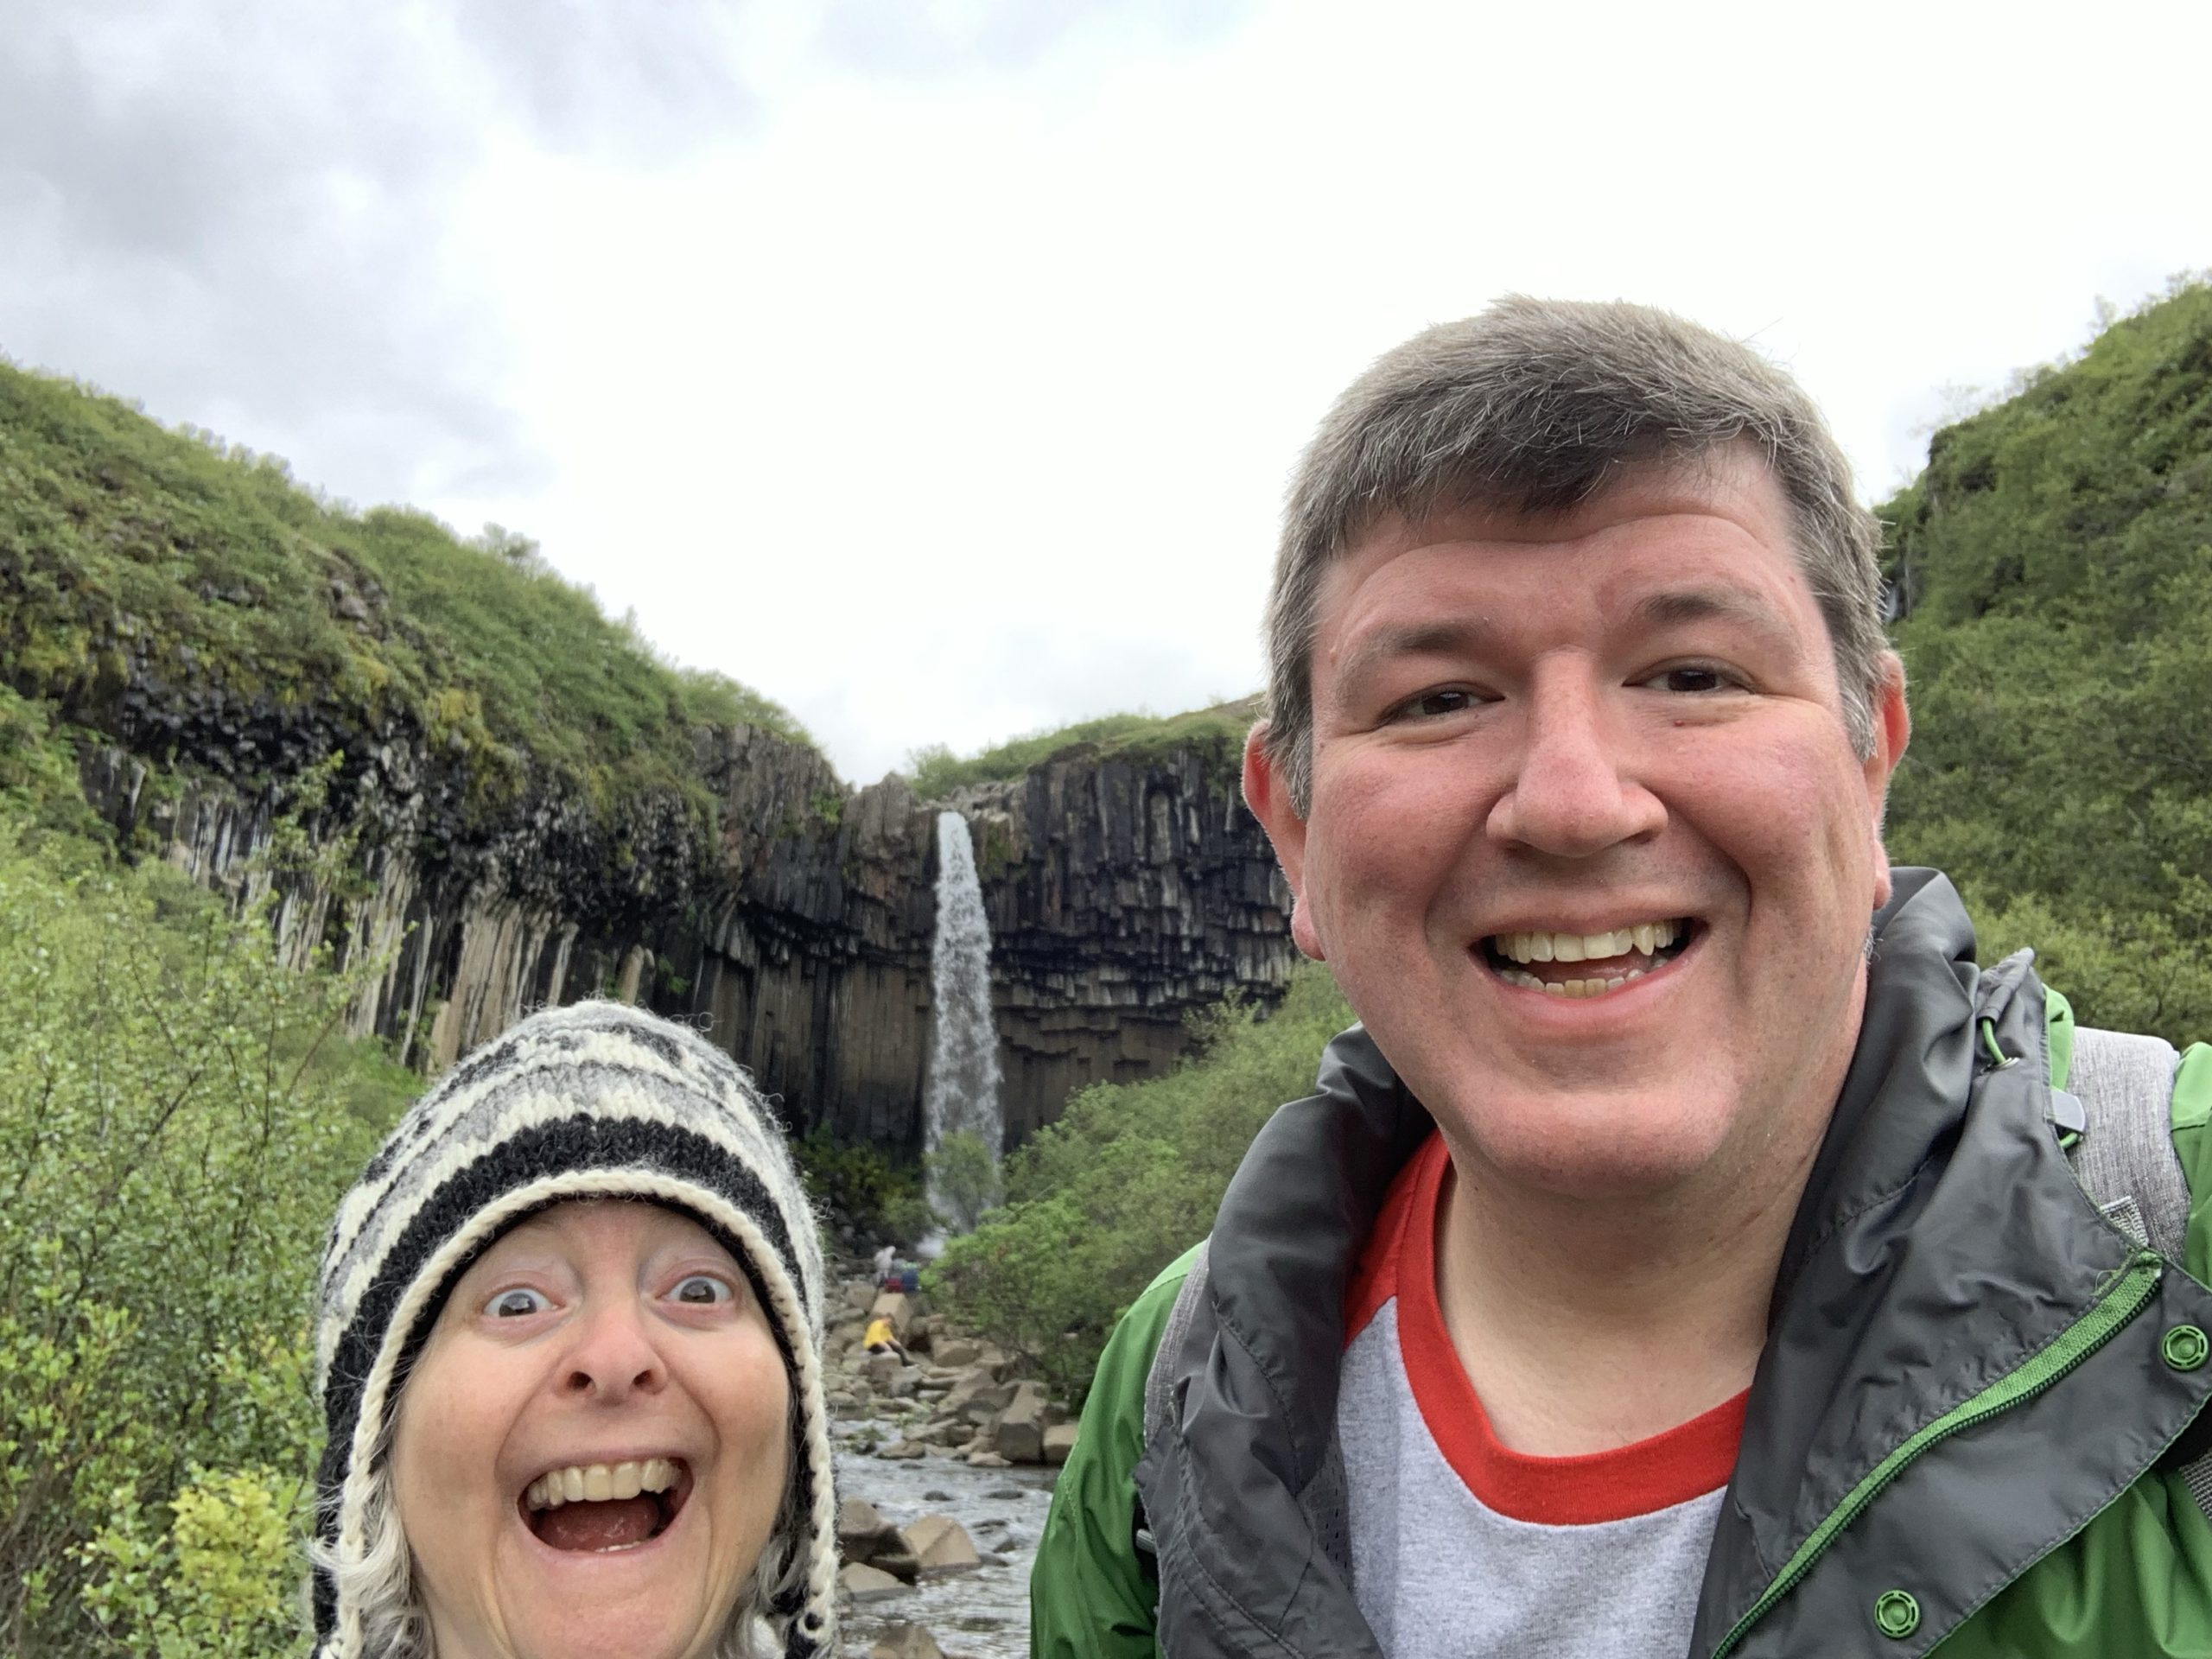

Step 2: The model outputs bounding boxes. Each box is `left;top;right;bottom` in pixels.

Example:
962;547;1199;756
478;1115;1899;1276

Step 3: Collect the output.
1032;298;2212;1658
874;1241;899;1281
863;1315;909;1363
309;1001;838;1659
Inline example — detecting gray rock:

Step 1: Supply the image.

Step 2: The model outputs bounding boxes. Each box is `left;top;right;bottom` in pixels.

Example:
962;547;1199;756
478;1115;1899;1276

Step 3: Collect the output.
902;1513;982;1576
839;1562;906;1603
869;1624;946;1659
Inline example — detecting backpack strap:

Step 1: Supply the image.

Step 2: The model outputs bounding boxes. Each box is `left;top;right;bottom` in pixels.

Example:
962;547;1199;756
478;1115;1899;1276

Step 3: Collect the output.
2061;1025;2212;1516
1134;1239;1211;1566
2065;1026;2188;1259
1142;1238;1211;1455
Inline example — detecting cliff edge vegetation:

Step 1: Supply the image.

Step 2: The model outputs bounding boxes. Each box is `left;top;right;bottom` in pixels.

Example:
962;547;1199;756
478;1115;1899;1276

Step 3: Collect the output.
0;359;810;847
906;697;1256;800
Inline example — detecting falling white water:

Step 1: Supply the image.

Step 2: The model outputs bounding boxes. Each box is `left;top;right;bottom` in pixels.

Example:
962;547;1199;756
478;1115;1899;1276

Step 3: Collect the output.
923;810;1003;1234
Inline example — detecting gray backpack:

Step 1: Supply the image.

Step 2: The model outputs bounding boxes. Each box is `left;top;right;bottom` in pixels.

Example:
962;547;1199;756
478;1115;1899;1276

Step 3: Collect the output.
1143;1027;2211;1522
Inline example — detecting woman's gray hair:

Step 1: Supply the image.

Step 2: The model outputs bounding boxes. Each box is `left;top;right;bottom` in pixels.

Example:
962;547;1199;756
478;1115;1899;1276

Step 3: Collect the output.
1261;296;1889;813
312;1377;810;1659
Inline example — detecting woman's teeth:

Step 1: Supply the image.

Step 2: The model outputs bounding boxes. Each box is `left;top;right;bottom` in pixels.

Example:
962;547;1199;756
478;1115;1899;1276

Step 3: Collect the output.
524;1457;681;1512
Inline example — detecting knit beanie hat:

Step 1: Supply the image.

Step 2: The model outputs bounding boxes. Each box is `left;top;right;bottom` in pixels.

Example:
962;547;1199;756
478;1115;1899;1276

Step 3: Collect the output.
309;1000;837;1659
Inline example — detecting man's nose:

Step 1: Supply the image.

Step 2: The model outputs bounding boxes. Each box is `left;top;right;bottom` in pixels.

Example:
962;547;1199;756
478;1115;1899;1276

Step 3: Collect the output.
1484;672;1665;857
559;1298;668;1403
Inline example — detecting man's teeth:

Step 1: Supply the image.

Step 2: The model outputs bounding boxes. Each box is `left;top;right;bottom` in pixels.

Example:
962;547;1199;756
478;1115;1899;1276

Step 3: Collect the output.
1496;968;1647;997
524;1457;681;1512
1494;919;1681;965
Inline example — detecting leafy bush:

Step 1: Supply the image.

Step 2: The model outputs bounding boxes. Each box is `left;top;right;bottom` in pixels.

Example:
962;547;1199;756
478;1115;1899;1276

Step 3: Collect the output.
0;809;413;1655
928;967;1352;1404
925;1128;1002;1235
791;1125;932;1252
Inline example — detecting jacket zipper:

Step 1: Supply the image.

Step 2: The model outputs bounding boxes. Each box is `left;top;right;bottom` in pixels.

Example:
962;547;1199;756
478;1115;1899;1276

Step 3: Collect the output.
1710;1249;2165;1658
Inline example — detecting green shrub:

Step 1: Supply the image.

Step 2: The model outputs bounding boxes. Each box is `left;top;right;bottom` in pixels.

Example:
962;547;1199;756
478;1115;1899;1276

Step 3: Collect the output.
791;1125;931;1251
925;1128;1002;1235
0;807;412;1655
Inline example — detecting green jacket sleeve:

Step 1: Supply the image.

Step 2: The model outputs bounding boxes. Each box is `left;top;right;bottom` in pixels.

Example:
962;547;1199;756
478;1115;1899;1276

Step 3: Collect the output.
1029;1243;1204;1659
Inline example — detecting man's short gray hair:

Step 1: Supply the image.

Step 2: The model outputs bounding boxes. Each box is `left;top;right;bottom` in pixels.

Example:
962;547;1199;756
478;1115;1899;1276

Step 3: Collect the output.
1260;296;1888;812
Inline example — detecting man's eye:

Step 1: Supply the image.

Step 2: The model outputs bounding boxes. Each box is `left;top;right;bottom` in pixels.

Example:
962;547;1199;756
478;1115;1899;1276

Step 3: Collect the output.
1389;688;1481;720
1649;665;1737;694
671;1274;734;1306
486;1287;550;1319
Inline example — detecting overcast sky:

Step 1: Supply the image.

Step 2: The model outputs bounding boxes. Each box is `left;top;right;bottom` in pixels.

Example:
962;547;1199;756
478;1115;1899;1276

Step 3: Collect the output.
6;0;2209;784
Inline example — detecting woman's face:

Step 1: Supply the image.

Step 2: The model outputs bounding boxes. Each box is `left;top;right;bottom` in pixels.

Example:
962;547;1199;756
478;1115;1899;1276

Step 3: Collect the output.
391;1200;791;1659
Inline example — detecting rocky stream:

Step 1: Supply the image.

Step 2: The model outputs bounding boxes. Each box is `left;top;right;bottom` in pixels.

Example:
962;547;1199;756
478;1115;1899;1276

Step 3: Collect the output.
823;1267;1078;1659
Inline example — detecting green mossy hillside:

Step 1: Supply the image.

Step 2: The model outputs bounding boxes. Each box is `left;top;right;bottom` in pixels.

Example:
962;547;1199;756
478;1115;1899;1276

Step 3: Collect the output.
0;359;810;841
1881;276;2212;1039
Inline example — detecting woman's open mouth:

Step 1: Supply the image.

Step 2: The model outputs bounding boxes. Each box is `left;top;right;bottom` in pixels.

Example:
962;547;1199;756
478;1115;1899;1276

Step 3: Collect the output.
519;1457;692;1554
1481;918;1695;997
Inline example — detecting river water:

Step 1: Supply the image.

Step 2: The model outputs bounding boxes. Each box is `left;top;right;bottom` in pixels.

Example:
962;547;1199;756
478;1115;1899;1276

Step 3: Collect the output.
835;1421;1059;1658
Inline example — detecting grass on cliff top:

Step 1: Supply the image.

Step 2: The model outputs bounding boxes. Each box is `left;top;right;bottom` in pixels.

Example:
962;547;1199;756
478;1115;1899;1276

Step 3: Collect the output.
906;696;1260;799
0;359;811;823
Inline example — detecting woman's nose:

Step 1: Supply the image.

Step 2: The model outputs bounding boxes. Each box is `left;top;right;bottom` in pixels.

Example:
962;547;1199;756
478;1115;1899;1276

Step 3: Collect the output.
1484;677;1665;857
560;1299;667;1402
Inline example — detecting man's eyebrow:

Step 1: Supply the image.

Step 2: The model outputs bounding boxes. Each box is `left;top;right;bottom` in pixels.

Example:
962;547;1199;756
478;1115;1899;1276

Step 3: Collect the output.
1630;586;1795;639
1332;618;1496;688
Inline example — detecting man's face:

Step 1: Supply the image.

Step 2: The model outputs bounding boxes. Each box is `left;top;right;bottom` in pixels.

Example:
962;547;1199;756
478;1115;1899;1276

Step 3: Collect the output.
1246;450;1909;1201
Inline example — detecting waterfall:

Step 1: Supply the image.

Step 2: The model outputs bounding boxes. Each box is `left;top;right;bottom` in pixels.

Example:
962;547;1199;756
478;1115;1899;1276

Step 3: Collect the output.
923;810;1003;1234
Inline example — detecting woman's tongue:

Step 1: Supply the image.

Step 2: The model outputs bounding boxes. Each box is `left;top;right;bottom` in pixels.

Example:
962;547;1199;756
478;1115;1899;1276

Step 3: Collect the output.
537;1497;660;1553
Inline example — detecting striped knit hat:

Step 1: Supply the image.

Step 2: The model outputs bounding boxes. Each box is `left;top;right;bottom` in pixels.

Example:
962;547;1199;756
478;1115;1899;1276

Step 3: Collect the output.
310;1000;836;1658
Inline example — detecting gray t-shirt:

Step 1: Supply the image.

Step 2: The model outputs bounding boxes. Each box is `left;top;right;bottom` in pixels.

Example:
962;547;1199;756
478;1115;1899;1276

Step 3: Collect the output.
1337;1135;1741;1659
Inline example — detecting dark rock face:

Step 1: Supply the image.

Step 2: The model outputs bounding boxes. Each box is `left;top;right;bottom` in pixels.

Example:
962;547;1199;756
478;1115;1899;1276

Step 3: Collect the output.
73;708;1298;1150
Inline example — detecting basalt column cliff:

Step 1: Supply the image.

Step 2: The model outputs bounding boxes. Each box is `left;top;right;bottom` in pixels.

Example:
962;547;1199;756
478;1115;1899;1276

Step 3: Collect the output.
77;713;1296;1152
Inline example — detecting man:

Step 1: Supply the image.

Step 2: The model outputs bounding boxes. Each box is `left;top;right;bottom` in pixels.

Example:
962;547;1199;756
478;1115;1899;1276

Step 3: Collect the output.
1031;299;2212;1657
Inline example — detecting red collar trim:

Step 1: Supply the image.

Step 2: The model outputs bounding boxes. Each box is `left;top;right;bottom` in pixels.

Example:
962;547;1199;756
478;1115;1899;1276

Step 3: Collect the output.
1348;1133;1746;1526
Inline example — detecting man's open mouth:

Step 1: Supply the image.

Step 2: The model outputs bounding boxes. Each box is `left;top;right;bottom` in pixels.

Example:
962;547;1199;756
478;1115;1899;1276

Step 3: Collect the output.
1481;918;1695;997
520;1457;691;1554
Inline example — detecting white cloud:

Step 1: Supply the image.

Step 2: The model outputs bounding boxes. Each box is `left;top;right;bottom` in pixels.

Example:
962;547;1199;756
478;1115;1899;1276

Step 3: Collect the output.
10;0;2209;780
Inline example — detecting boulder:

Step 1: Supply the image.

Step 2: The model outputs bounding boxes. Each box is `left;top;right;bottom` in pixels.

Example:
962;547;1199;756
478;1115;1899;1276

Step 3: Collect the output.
870;1624;946;1659
837;1498;921;1581
1044;1421;1080;1465
839;1562;906;1603
901;1512;982;1576
931;1337;982;1369
994;1378;1048;1463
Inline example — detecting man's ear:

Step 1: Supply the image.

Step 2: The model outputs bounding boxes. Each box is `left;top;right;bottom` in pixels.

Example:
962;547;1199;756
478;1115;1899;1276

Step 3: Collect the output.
1243;721;1325;961
1862;652;1911;910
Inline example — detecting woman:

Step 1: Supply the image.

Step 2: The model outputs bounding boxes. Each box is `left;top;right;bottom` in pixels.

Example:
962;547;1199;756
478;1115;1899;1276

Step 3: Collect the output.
308;1001;839;1659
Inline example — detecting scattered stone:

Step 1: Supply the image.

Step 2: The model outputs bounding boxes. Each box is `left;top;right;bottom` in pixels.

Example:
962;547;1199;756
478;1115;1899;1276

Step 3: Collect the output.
985;1486;1026;1500
966;1450;1011;1468
1044;1421;1080;1465
995;1379;1049;1463
902;1513;983;1576
876;1440;928;1460
924;1489;954;1502
869;1623;945;1659
837;1498;922;1581
839;1562;906;1603
932;1337;982;1369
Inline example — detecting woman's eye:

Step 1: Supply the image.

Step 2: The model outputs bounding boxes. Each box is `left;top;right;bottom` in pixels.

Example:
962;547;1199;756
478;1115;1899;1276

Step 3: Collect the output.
486;1287;550;1319
671;1274;734;1306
